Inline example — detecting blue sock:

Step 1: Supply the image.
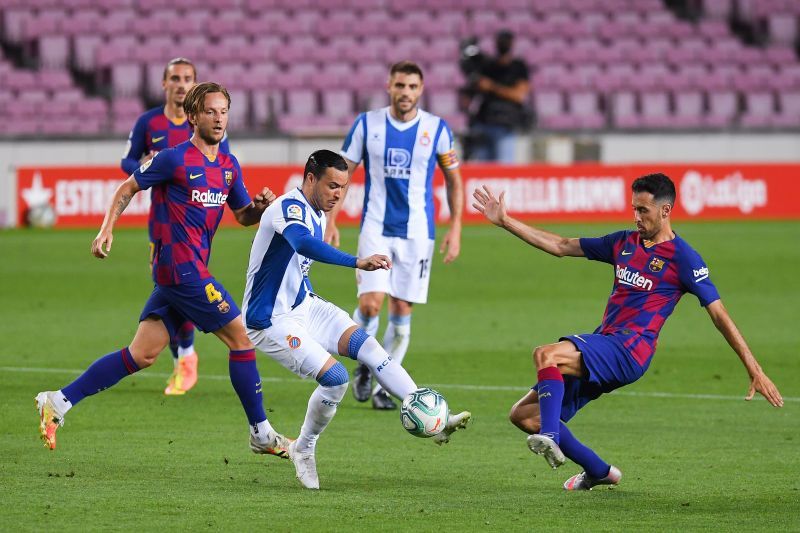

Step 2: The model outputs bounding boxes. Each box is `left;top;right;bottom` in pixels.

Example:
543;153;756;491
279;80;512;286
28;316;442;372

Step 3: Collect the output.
168;338;179;359
229;349;267;425
61;347;140;405
177;322;194;350
558;422;610;479
537;367;564;443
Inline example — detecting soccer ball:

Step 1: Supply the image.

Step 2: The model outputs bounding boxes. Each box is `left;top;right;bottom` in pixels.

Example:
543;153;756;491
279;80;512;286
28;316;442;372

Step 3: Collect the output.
400;387;449;438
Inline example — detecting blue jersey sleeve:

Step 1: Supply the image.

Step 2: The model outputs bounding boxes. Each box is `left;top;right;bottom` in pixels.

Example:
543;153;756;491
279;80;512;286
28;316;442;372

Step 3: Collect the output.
225;155;251;211
579;230;629;264
132;150;176;190
283;224;358;268
677;246;720;307
121;114;149;175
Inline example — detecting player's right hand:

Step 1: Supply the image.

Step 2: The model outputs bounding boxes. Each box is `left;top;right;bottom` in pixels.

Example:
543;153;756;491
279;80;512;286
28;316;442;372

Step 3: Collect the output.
356;254;391;271
747;371;784;407
472;186;507;227
324;223;340;247
91;228;113;259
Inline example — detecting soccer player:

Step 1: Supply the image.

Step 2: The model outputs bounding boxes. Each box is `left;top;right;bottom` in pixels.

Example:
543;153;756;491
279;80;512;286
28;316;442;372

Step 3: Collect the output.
472;173;783;490
36;82;292;460
244;149;471;489
121;57;230;396
325;61;464;410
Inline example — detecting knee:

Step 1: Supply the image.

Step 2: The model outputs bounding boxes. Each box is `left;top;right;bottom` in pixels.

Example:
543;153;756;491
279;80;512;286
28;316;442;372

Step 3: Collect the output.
359;297;382;318
317;361;349;387
532;345;554;370
131;346;161;368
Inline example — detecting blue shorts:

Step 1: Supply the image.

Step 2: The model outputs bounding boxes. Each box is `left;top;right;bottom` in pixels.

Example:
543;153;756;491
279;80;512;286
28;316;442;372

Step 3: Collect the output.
139;277;240;339
533;332;647;422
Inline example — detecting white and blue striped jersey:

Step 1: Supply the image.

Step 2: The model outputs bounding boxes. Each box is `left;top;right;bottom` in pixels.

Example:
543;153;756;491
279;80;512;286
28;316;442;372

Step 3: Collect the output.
242;188;323;330
341;107;459;240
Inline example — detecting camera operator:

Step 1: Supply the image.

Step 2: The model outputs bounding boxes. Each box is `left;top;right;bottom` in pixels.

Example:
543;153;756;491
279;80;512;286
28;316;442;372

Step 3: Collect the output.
466;30;530;163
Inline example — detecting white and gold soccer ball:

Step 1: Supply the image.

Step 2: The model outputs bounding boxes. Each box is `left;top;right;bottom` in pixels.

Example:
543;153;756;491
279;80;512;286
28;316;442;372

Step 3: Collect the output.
400;387;449;438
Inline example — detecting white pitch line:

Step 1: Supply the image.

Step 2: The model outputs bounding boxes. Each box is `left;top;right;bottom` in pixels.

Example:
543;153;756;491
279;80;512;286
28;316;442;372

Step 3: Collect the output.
1;365;796;403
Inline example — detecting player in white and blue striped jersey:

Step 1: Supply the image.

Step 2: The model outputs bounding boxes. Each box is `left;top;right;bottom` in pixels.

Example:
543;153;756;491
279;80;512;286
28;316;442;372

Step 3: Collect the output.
326;61;464;410
243;150;470;489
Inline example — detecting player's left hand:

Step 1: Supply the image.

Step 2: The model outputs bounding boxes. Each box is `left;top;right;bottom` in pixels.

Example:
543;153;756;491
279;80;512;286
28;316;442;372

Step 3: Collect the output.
440;226;461;263
253;187;276;210
746;371;784;407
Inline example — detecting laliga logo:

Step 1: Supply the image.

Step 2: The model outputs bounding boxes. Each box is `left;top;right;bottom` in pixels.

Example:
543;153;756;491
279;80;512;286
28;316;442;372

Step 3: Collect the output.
680;170;767;216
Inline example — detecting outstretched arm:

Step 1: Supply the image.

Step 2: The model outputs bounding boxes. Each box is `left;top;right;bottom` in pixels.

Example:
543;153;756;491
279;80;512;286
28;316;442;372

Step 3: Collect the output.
233;187;277;226
283;224;390;271
472;186;583;258
439;165;463;264
92;177;141;258
323;158;358;247
705;300;783;407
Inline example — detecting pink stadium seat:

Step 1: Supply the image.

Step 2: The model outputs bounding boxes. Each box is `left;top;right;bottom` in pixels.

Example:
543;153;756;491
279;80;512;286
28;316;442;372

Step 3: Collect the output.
611;91;639;129
74;35;104;72
111;63;143;97
639;91;671;129
321;89;355;119
672;91;706;128
37;36;70;69
767;14;799;46
226;89;250;132
739;91;777;128
38;70;74;91
706;90;738;128
703;0;735;20
774;90;800;127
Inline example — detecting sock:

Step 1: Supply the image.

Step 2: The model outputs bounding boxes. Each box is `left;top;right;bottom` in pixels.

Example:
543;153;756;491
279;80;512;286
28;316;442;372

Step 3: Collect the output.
375;314;412;395
558;422;610;479
250;419;276;446
168;338;179;360
353;307;379;338
61;347;140;406
537;366;564;444
296;382;348;454
177;322;195;358
51;390;72;417
354;336;416;399
382;314;411;365
228;349;267;425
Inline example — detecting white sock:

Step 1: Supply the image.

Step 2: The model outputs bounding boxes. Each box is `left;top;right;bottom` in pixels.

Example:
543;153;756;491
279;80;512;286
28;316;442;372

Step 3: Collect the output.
295;383;348;454
177;345;195;358
250;419;276;445
375;316;411;395
353;307;379;338
356;337;416;399
53;390;72;416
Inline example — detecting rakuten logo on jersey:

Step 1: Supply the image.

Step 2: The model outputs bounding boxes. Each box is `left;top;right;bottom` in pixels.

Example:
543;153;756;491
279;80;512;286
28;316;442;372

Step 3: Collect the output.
191;189;227;207
680;170;767;216
615;265;654;291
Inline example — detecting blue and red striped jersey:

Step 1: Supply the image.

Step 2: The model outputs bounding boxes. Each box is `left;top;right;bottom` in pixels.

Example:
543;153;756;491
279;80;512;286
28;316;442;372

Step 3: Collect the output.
121;106;230;245
579;230;720;367
132;141;250;286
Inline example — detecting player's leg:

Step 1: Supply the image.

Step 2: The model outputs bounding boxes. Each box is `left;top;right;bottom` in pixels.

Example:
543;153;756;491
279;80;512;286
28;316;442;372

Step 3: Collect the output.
371;296;413;409
36;317;170;450
164;320;199;395
352;229;392;402
531;340;583;444
352;291;385;402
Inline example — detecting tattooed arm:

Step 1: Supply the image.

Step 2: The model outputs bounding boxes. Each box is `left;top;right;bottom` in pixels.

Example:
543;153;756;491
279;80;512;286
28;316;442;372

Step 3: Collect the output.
91;177;141;259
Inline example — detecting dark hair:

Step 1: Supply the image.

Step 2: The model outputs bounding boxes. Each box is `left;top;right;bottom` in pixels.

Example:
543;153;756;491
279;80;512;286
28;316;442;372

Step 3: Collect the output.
183;82;231;126
389;60;424;81
632;173;676;206
304;149;348;180
162;57;196;81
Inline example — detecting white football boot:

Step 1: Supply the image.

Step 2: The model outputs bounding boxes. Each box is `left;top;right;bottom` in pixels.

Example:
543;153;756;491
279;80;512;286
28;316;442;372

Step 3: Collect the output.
564;465;622;491
527;434;566;469
432;410;472;446
288;440;319;490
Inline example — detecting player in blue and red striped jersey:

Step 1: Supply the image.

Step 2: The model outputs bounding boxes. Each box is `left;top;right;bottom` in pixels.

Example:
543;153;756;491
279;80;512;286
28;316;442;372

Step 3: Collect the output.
473;173;783;491
121;58;231;396
36;83;291;460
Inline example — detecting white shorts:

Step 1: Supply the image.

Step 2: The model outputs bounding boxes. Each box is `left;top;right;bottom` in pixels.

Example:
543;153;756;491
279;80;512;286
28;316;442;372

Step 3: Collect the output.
246;295;355;380
356;228;435;304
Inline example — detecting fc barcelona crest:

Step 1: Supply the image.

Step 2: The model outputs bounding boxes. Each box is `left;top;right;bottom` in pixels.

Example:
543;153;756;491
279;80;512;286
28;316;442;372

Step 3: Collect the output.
648;257;666;273
224;170;233;186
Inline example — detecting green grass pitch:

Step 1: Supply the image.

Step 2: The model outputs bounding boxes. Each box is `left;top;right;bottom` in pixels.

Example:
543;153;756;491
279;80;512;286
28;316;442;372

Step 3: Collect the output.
1;221;798;531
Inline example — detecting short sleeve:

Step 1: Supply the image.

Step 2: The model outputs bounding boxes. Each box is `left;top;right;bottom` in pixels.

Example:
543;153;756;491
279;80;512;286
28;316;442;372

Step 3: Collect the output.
579;230;629;265
225;156;251;211
271;197;308;235
133;150;175;190
121;114;148;175
677;247;720;307
341;113;366;164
